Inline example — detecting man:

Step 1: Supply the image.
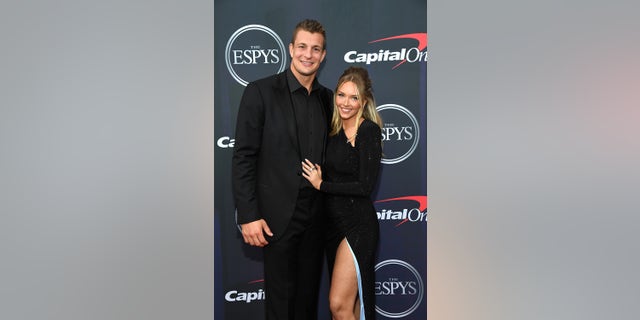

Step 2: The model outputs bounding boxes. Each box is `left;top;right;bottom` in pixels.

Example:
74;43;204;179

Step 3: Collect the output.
231;19;332;320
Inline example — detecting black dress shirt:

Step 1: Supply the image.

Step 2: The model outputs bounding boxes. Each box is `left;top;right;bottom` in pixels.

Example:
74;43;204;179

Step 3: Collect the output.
286;69;327;189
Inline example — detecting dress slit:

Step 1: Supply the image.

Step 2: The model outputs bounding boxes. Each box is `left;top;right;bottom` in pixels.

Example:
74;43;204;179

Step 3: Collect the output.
345;238;366;320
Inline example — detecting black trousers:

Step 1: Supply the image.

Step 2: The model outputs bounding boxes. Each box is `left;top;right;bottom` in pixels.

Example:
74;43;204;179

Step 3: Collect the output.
263;188;325;320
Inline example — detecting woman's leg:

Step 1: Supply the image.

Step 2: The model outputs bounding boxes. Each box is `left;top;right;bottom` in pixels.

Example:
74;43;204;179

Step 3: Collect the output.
329;238;364;320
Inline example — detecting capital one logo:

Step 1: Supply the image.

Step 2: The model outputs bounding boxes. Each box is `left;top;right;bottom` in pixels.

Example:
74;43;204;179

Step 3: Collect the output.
377;104;420;164
375;195;428;226
225;24;287;86
344;33;428;69
225;279;265;304
217;136;235;148
375;259;424;318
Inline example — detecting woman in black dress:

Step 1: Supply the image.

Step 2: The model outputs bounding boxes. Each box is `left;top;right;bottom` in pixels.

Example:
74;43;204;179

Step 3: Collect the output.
302;66;382;320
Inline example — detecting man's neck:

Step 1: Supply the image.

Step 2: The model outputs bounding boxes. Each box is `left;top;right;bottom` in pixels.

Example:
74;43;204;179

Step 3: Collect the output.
291;69;315;93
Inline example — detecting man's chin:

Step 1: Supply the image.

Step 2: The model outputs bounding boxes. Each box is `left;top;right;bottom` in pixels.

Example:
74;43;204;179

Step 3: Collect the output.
293;65;318;77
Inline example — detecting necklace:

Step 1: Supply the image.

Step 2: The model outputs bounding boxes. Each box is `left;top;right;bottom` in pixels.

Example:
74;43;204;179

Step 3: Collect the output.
346;131;357;144
344;118;361;144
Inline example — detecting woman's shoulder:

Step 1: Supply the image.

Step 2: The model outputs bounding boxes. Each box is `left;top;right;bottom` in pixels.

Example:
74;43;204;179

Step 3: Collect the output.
359;118;381;135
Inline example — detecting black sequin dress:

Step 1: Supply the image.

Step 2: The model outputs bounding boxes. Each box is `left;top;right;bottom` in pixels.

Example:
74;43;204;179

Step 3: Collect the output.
320;119;382;320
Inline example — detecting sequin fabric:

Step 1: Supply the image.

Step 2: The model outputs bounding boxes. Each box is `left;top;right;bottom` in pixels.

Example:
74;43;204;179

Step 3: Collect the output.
320;119;382;320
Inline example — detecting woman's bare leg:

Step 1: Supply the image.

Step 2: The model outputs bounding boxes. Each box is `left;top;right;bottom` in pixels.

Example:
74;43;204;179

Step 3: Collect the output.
329;238;361;320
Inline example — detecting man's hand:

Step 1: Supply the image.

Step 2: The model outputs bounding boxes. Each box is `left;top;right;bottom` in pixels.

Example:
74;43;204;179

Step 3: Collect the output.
240;219;273;247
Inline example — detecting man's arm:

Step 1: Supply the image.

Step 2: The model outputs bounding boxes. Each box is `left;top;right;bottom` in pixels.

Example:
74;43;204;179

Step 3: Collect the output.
231;82;273;246
232;82;264;223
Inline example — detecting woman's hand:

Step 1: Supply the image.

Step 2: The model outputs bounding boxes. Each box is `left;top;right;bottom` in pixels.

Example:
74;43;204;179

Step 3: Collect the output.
301;158;323;190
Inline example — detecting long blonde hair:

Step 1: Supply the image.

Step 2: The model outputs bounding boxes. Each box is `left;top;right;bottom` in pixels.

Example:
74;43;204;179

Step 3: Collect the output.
330;67;382;136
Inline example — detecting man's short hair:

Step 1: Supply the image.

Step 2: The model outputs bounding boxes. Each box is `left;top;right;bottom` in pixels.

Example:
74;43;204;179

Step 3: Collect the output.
291;19;326;49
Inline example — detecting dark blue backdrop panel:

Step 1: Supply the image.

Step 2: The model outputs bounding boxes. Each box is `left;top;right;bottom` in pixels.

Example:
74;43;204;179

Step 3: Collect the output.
214;1;427;319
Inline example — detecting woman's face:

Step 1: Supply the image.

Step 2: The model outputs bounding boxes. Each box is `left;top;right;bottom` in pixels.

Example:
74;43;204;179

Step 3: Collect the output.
335;81;363;122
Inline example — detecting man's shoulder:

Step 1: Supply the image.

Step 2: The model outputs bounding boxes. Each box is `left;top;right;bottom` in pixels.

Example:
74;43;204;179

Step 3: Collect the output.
317;83;332;93
248;71;287;88
320;87;333;107
315;83;333;98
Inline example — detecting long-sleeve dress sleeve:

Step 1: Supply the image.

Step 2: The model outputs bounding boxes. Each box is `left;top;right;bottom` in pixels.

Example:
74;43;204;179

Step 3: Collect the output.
320;120;382;196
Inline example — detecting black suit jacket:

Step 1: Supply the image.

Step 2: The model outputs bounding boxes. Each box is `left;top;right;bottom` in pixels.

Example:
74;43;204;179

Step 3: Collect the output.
232;70;333;238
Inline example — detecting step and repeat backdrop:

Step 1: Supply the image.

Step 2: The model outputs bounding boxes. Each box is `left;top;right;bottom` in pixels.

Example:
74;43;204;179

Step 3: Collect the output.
214;0;427;318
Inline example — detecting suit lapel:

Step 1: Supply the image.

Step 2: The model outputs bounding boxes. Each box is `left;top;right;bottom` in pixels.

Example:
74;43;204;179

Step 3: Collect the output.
319;89;331;164
274;72;301;159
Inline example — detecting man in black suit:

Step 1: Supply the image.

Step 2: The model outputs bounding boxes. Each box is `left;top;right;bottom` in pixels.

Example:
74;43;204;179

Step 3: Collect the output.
232;19;332;320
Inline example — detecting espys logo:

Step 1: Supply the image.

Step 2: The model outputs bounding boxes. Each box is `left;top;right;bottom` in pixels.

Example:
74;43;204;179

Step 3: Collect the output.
377;104;420;164
375;196;428;226
225;24;287;86
344;33;428;69
225;279;265;304
375;259;424;318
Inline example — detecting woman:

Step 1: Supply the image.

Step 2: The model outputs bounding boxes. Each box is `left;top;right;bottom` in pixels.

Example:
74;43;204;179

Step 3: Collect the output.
302;66;382;320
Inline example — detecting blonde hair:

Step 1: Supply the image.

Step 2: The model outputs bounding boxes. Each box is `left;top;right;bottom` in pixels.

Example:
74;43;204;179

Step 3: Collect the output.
330;66;382;136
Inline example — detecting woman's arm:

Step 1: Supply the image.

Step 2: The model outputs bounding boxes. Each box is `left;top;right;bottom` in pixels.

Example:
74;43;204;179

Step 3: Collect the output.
319;121;382;196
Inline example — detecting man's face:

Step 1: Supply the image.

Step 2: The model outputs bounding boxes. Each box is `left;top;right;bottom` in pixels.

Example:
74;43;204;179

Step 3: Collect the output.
288;30;326;78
